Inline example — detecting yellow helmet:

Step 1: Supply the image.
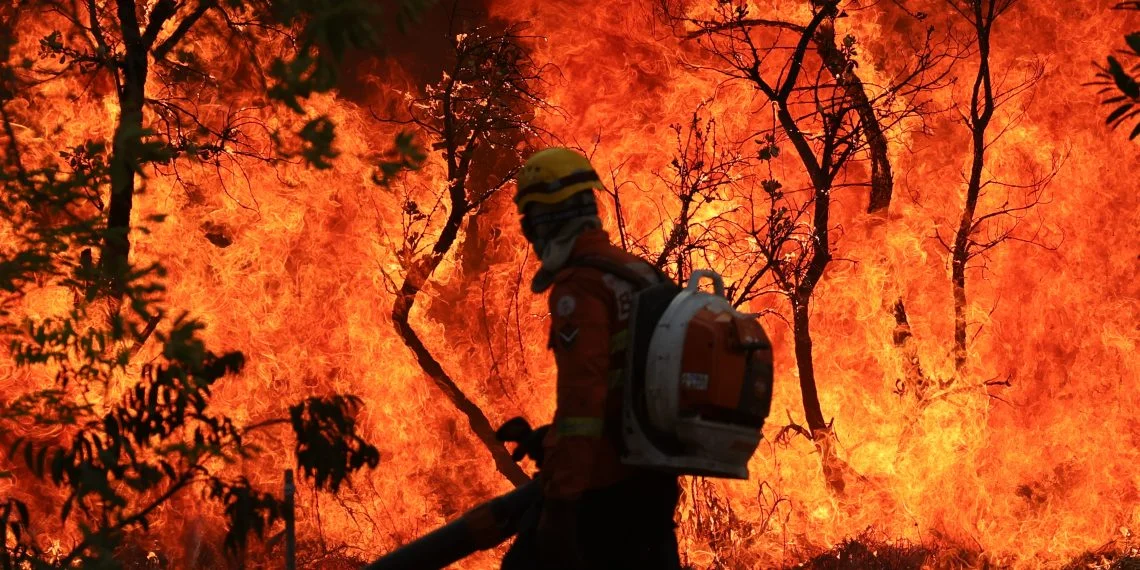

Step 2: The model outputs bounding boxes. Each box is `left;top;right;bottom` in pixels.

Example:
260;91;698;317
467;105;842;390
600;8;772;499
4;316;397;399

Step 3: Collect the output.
514;148;604;212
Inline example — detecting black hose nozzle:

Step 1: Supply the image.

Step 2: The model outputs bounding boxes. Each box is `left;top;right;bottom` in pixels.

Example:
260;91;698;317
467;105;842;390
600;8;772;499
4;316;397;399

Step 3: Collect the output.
361;417;552;570
361;480;540;570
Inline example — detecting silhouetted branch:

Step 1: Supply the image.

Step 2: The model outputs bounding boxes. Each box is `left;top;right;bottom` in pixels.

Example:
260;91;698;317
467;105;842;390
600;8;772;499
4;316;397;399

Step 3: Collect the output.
383;24;548;487
153;0;218;61
948;0;1053;370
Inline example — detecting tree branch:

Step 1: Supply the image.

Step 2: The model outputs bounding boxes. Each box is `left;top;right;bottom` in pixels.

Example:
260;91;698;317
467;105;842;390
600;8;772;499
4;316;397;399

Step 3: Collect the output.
85;0;111;57
684;17;805;39
778;3;838;101
56;470;200;567
153;0;217;61
140;0;178;50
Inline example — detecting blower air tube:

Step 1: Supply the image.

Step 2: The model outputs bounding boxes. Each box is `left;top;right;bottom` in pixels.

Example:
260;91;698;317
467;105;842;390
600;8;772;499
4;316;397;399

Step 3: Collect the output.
362;480;541;570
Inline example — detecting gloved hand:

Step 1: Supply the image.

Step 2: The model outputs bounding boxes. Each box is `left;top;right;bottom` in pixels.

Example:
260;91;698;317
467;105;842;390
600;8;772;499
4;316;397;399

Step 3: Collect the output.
495;417;551;468
535;498;586;570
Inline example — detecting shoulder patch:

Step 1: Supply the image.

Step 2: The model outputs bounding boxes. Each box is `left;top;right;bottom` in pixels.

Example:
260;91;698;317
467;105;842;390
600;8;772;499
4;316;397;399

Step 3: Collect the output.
556;295;577;316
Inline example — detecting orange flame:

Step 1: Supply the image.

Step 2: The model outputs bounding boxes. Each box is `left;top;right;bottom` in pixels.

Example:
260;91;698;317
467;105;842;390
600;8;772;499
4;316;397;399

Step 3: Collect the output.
2;1;1138;568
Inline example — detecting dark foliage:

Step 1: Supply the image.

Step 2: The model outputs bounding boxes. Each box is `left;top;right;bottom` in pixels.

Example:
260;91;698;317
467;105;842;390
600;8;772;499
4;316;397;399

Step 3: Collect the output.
0;0;427;566
1091;4;1140;140
290;395;381;493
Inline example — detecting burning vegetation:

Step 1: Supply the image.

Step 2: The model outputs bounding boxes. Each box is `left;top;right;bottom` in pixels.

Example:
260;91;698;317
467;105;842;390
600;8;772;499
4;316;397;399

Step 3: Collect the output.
0;0;1137;568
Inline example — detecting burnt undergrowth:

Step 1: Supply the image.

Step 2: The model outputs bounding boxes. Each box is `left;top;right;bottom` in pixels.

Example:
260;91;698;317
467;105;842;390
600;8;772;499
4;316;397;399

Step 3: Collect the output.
1062;540;1140;570
783;532;1140;570
103;529;1140;569
785;530;934;570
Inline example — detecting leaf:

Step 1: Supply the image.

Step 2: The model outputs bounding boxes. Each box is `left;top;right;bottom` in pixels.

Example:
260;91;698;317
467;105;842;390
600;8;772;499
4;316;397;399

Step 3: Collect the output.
1106;56;1140;99
298;116;339;170
372;131;427;187
33;445;48;478
1106;102;1134;125
1127;32;1140;57
8;436;25;459
22;441;33;472
290;395;380;492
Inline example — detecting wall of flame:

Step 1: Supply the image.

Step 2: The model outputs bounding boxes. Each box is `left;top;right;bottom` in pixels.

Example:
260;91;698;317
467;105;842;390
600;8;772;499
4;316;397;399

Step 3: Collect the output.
1;0;1138;568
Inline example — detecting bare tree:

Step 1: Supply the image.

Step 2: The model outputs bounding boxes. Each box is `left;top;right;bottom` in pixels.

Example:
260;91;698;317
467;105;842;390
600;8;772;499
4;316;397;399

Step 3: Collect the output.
604;106;749;282
664;2;949;213
611;108;790;312
651;111;743;279
660;0;948;492
376;22;548;486
936;0;1062;371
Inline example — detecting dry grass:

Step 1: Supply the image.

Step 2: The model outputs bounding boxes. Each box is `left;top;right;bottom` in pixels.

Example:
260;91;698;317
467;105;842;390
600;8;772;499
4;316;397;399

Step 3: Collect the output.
783;529;933;570
1061;538;1140;570
103;524;1140;569
780;533;1140;570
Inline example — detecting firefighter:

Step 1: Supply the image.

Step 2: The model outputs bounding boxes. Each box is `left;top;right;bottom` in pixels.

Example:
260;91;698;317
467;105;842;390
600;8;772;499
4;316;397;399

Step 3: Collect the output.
500;148;682;570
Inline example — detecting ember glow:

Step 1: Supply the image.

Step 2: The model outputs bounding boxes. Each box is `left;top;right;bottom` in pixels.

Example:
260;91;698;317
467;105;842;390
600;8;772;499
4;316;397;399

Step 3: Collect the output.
1;0;1138;568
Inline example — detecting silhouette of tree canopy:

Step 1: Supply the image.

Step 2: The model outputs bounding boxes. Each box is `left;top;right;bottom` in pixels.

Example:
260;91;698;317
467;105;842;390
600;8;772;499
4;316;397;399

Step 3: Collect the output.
0;0;432;566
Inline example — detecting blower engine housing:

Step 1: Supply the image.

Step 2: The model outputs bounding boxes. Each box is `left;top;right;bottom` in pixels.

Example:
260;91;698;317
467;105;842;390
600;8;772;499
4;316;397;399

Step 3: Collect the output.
620;271;774;479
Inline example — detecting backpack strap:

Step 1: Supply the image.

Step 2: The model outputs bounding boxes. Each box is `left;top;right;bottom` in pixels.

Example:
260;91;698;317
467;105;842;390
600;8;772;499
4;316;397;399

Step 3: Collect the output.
556;255;672;455
562;255;690;457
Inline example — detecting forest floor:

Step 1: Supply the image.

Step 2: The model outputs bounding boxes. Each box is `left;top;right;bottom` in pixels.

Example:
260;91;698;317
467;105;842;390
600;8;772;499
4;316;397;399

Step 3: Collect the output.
110;532;1140;569
781;533;1140;570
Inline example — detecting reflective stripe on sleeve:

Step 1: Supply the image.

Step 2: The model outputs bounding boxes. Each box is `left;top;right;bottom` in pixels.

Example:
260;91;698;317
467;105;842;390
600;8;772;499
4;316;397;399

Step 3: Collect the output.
556;416;605;437
610;329;630;353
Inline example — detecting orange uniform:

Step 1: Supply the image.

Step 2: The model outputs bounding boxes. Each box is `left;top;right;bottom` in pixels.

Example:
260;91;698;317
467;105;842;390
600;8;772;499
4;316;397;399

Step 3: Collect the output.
539;228;664;500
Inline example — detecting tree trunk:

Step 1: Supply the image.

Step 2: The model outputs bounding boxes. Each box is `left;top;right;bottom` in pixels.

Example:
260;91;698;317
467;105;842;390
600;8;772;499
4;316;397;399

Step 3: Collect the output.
950;246;969;370
101;1;149;291
792;299;846;494
950;0;996;372
948;120;984;371
813;21;894;213
951;90;989;371
391;303;530;487
892;298;932;401
792;301;827;433
774;77;845;491
392;206;529;487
